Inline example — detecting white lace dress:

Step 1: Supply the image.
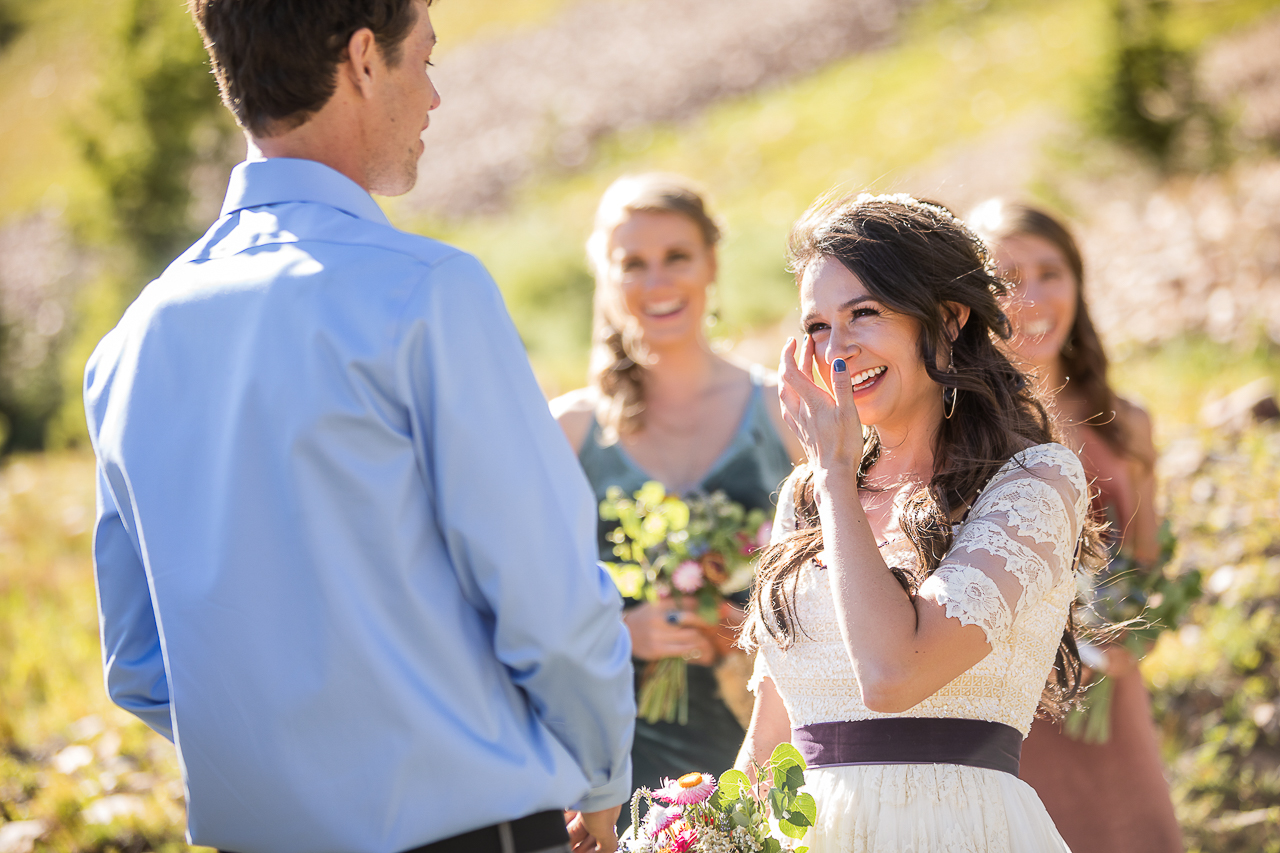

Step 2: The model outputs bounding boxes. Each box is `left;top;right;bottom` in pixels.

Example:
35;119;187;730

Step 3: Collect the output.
749;443;1088;853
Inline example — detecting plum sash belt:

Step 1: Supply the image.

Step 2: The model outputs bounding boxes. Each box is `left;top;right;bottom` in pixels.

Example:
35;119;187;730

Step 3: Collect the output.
792;718;1023;777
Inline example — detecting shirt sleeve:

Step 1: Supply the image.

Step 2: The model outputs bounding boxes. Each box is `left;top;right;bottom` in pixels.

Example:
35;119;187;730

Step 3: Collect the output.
90;463;174;740
401;252;635;811
918;445;1088;646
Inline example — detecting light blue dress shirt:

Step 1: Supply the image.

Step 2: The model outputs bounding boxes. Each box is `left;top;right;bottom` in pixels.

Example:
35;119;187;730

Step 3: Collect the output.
83;158;635;853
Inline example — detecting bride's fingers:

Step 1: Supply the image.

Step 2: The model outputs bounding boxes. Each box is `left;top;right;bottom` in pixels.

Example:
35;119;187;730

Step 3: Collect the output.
830;356;855;411
781;408;801;442
779;338;827;406
801;333;817;384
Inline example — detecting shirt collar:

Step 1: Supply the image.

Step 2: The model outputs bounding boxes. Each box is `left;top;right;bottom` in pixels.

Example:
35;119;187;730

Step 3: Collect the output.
220;157;392;226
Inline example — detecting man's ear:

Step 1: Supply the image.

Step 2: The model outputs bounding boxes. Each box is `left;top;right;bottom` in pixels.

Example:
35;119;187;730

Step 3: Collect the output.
943;301;971;343
344;28;380;98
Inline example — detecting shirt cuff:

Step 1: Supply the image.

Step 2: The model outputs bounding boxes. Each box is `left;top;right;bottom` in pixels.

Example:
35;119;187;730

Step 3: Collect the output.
572;756;633;813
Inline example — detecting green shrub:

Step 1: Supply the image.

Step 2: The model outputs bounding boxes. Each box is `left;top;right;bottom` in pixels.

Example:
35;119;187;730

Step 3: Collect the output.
1091;0;1228;169
0;0;23;51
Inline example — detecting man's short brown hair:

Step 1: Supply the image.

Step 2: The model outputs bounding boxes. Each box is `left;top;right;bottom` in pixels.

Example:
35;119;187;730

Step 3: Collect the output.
189;0;426;137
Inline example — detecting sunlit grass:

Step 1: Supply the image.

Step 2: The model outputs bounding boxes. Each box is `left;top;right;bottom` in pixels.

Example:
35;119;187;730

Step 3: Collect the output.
430;0;584;49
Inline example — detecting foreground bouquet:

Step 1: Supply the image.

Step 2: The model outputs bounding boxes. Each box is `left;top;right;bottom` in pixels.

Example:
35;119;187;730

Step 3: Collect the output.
1066;522;1203;743
620;743;816;853
601;481;772;724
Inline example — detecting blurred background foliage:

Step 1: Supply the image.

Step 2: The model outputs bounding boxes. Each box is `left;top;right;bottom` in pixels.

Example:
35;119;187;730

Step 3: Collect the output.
1;0;1279;849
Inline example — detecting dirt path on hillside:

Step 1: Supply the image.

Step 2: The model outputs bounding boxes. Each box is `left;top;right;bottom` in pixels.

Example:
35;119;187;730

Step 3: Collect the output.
408;0;921;218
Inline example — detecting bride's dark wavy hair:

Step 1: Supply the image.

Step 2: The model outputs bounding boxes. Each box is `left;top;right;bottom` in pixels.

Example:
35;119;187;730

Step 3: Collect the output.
743;193;1106;718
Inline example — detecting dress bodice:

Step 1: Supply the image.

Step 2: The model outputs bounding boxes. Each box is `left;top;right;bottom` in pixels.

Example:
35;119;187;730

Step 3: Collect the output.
579;364;794;561
749;443;1089;737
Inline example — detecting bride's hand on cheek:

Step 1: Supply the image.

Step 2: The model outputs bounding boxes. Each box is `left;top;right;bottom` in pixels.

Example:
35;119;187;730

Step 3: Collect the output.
778;335;865;473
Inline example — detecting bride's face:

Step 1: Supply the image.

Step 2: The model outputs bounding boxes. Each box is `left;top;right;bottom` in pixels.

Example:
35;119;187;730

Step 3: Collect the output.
602;211;717;347
800;255;944;432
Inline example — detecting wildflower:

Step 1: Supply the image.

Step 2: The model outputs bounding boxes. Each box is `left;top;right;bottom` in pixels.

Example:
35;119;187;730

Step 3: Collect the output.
655;771;717;805
668;825;698;853
644;803;682;835
672;561;704;594
756;521;773;548
700;551;729;586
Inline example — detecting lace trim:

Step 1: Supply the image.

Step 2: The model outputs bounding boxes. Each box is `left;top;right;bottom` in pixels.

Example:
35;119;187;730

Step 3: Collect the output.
919;565;1013;645
747;650;771;694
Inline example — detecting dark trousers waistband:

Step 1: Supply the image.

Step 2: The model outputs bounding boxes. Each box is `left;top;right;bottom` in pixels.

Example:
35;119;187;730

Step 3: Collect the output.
218;809;568;853
793;718;1023;777
405;811;568;853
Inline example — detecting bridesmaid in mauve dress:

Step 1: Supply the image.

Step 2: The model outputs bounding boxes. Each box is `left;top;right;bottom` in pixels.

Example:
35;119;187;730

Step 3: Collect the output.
972;199;1184;853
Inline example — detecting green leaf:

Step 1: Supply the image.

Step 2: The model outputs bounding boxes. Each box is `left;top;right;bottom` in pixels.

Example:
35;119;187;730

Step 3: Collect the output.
717;768;753;800
774;762;805;793
769;741;807;771
763;839;783;853
768;785;789;819
793;792;817;825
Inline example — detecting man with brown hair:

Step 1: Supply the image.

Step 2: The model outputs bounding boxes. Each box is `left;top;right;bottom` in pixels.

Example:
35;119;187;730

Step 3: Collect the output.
82;2;634;851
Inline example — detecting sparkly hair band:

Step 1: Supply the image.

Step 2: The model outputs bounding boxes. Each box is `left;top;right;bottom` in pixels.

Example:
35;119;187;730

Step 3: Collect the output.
850;192;966;229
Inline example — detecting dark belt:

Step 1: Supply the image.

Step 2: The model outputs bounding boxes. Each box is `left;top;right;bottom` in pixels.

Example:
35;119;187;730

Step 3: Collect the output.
218;809;567;853
405;810;568;853
792;717;1023;777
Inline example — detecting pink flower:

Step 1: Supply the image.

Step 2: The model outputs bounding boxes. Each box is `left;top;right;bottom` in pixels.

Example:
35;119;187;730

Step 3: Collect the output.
671;561;704;594
643;803;682;835
668;825;698;853
654;771;716;805
756;521;774;548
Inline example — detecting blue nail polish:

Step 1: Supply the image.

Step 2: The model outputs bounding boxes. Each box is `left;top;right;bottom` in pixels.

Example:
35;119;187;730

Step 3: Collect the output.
833;358;847;373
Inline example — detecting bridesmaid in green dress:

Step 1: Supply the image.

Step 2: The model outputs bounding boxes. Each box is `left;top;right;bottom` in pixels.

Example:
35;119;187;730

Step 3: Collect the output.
552;174;803;804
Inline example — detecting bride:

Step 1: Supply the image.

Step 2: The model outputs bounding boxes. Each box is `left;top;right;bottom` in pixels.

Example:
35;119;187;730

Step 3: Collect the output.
738;193;1103;851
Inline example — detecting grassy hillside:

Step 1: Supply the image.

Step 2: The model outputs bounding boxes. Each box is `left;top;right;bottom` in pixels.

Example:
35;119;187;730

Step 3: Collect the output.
395;0;1280;392
0;0;580;221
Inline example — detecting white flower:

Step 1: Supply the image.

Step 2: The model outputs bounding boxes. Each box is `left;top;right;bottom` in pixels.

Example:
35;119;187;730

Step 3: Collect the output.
671;561;705;594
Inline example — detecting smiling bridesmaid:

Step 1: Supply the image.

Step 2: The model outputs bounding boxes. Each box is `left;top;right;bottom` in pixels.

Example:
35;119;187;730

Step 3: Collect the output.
970;199;1183;853
551;174;803;802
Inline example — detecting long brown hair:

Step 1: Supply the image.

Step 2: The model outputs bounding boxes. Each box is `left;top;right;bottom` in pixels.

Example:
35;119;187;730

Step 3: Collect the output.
744;193;1105;717
585;174;723;443
968;200;1150;467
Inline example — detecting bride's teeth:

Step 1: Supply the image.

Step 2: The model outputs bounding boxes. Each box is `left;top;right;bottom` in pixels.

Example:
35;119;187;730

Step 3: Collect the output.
851;366;886;386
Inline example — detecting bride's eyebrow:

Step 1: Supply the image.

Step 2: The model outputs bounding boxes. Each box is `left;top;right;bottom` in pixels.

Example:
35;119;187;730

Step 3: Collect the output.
802;296;877;327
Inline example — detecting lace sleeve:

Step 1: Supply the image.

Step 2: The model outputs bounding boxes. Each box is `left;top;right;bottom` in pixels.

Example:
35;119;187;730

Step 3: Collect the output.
918;444;1088;645
747;649;772;694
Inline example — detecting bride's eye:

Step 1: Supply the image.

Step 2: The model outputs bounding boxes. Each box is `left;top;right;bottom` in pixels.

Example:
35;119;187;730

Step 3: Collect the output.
805;321;830;335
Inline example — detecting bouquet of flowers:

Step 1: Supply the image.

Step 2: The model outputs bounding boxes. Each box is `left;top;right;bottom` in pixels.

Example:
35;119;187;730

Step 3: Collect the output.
1066;521;1202;743
619;743;817;853
600;481;772;724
